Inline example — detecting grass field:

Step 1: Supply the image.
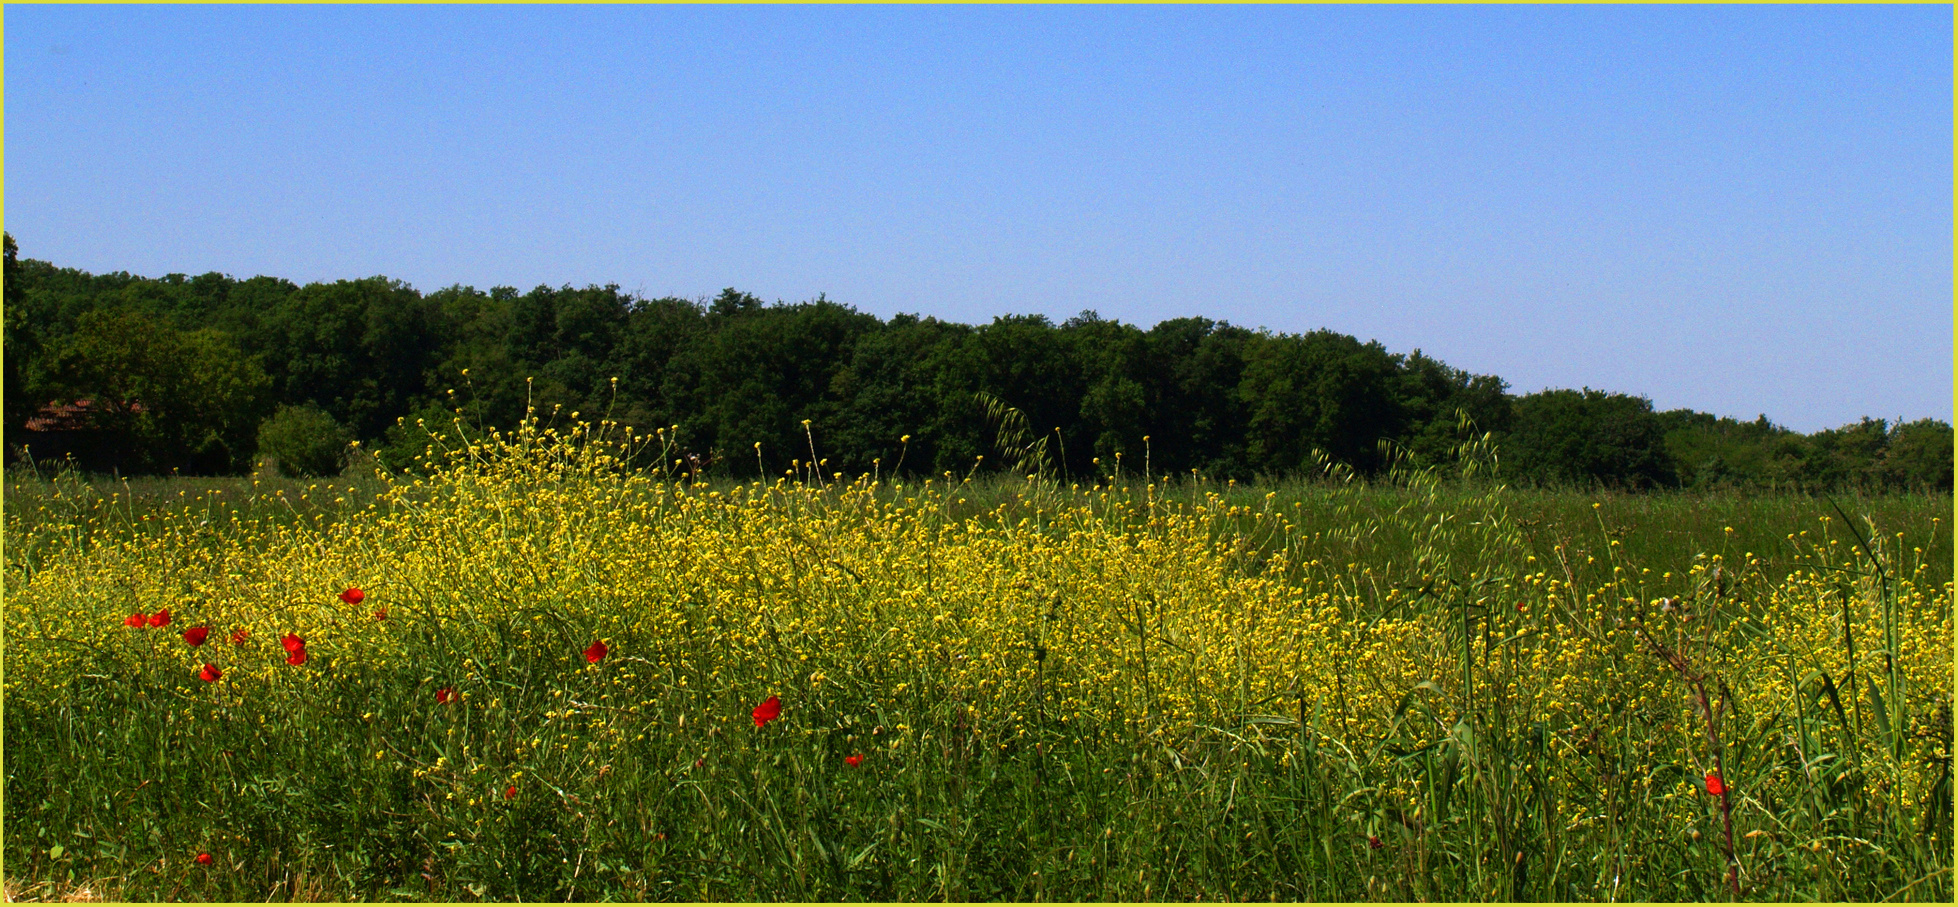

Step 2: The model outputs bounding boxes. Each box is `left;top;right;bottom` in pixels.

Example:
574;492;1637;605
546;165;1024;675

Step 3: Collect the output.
4;421;1951;901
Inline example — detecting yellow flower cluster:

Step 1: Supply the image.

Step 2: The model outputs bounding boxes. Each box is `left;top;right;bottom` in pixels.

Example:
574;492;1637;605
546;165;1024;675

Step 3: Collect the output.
6;419;1948;802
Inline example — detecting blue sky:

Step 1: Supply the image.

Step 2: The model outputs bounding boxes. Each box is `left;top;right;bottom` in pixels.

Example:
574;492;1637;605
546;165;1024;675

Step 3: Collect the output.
5;5;1949;433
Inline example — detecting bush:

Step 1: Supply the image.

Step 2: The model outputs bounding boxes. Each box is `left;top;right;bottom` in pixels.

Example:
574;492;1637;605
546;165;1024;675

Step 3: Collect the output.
1880;418;1954;491
1505;388;1677;489
257;405;352;477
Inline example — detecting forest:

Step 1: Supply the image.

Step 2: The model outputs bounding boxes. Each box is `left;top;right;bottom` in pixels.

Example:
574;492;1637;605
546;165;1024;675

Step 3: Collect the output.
3;234;1949;490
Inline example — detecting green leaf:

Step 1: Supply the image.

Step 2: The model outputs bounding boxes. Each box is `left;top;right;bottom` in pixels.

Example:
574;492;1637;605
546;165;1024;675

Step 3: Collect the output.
846;841;880;870
1867;683;1892;740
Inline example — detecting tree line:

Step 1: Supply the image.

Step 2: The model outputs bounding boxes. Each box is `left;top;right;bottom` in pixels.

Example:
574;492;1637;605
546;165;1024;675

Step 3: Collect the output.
3;234;1949;491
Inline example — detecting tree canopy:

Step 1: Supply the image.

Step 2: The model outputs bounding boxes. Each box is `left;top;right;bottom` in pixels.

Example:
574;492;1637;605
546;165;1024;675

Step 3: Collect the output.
3;233;1948;492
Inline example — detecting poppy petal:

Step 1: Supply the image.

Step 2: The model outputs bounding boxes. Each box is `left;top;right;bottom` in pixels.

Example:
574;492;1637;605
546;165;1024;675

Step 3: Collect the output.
287;648;308;666
148;610;171;628
183;626;211;647
199;664;222;682
125;613;147;628
339;587;365;606
584;640;608;663
281;633;305;653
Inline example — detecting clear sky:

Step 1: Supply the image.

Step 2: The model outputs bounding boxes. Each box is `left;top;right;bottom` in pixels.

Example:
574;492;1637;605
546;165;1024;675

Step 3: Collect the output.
5;5;1950;433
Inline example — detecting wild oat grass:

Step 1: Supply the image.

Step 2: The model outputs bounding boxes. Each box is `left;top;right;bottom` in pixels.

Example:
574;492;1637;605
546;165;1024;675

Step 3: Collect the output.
4;419;1950;900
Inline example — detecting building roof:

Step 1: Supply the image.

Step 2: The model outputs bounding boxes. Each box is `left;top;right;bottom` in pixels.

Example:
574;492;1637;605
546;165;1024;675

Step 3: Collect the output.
22;399;145;432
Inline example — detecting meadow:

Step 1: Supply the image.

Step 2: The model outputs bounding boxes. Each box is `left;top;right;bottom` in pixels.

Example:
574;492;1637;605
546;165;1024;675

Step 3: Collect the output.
3;419;1951;901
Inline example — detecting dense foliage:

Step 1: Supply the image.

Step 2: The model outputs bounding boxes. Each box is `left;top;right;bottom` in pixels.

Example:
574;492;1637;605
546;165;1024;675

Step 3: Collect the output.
255;405;354;479
3;233;1948;491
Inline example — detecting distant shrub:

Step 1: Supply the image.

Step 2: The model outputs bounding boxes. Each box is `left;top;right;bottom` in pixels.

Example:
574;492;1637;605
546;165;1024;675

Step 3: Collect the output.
257;405;352;478
1504;388;1677;489
1881;417;1955;491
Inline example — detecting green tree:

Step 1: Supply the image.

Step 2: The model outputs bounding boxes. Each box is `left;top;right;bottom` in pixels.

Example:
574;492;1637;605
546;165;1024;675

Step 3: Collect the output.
1065;312;1151;471
43;308;270;473
933;315;1082;475
1392;351;1511;470
1879;418;1954;491
611;295;708;438
3;232;38;439
423;284;525;430
257;405;354;478
829;313;973;479
661;291;880;477
1801;417;1894;491
1505;389;1676;489
1657;411;1808;490
506;283;634;421
1237;330;1404;476
210;275;300;352
257;277;442;442
1141;317;1255;478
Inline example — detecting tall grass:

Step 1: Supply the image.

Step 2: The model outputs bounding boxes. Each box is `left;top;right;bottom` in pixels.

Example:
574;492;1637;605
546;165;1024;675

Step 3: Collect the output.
4;422;1950;901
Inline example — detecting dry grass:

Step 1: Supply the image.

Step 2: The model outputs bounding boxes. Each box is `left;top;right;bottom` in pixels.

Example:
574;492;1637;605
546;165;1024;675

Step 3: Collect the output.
2;872;337;903
2;877;117;903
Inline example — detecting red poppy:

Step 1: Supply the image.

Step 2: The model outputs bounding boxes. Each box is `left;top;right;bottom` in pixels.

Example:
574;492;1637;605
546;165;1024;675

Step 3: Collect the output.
281;633;305;654
373;609;388;621
183;626;211;647
584;640;608;663
1368;835;1383;850
195;852;213;866
436;687;458;705
504;785;517;800
845;753;864;768
228;628;250;645
125;612;147;628
752;695;782;728
199;664;222;682
148;610;172;628
339;587;365;606
287;648;308;666
1705;773;1727;796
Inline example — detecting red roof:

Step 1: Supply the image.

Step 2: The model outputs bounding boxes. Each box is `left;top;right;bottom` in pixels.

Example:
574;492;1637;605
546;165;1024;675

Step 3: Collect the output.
22;399;145;432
